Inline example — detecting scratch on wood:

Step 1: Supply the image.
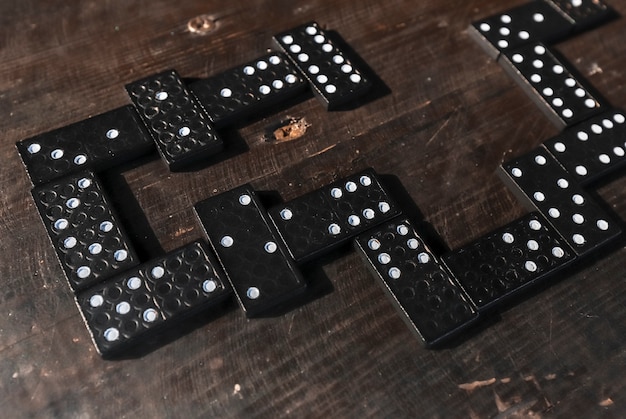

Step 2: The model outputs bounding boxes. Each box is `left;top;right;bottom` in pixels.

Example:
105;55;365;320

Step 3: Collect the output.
458;377;496;391
308;144;337;158
287;312;295;336
174;225;194;237
599;398;614;407
425;114;452;147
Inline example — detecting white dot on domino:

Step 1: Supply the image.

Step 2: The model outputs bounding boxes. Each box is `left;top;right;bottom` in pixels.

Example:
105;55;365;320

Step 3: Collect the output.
363;208;375;219
280;208;293;220
28;143;41;154
116;302;131;315
104;328;120;342
78;178;92;189
143;309;158;322
368;239;381;251
127;277;142;290
247;287;260;300
378;253;391;264
106;129;119;139
264;242;277;254
151;266;165;279
203;279;217;293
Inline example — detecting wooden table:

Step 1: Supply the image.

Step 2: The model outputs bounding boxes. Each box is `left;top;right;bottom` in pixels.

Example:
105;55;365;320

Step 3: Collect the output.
2;0;626;416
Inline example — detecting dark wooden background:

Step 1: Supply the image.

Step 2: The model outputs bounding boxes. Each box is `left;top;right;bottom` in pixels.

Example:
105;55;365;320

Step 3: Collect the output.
2;0;626;417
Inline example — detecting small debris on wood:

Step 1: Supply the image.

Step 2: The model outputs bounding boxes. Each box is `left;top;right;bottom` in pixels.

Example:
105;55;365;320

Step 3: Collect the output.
264;117;309;143
187;15;217;35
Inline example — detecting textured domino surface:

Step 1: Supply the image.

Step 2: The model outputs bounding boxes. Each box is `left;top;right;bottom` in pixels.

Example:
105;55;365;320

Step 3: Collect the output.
32;171;138;292
194;185;306;316
443;212;576;311
499;43;605;128
273;21;372;109
142;241;232;319
76;265;165;357
76;240;231;356
268;168;401;263
500;146;621;255
189;52;307;128
354;218;479;347
543;0;613;31
125;69;223;170
16;105;154;186
468;1;572;59
323;170;400;236
269;188;344;262
544;109;626;185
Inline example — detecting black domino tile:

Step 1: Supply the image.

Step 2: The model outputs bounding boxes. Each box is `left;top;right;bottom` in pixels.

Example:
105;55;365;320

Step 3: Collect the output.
268;169;401;263
32;171;138;292
125;69;223;171
76;266;163;357
189;52;307;128
16;105;154;186
443;212;576;311
499;42;606;128
76;240;231;356
194;185;306;317
320;169;401;238
543;0;614;31
544;109;626;185
142;241;232;319
468;1;572;60
500;146;621;256
268;187;345;263
272;21;372;110
354;217;479;347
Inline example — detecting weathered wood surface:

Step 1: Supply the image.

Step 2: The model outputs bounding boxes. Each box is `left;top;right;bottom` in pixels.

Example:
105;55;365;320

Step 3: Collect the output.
1;0;626;417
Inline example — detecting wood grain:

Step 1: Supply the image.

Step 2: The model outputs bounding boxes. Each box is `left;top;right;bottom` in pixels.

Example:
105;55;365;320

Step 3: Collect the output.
1;0;626;417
